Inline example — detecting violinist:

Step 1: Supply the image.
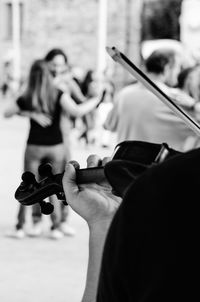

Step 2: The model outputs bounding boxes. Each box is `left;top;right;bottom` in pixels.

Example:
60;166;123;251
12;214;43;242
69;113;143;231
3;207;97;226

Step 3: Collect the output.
62;145;200;302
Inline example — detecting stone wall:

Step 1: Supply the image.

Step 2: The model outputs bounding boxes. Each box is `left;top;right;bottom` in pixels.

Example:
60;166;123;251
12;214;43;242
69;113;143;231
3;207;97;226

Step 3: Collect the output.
0;0;132;86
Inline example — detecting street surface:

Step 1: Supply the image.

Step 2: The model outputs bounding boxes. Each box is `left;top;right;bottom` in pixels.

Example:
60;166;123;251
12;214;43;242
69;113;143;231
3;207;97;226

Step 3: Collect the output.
0;102;116;302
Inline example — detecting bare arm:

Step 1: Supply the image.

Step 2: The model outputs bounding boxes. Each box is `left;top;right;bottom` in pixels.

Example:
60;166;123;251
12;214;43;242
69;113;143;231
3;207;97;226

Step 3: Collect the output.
4;102;52;127
83;221;111;302
3;102;20;118
60;93;100;118
69;79;86;104
62;156;121;302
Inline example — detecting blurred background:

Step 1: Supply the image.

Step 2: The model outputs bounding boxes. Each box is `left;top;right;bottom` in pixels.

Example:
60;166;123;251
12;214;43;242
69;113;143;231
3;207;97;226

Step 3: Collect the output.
1;0;200;301
1;0;200;93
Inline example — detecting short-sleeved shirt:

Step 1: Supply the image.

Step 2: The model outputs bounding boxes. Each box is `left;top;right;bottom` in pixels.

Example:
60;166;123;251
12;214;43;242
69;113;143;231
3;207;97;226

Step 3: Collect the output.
17;90;63;146
105;82;197;152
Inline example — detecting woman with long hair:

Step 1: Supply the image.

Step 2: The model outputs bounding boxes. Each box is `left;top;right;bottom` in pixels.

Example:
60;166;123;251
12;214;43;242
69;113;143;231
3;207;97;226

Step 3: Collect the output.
4;59;101;239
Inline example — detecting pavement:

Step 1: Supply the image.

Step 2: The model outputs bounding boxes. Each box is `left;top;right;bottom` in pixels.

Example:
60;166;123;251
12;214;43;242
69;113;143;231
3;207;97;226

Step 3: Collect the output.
0;101;116;302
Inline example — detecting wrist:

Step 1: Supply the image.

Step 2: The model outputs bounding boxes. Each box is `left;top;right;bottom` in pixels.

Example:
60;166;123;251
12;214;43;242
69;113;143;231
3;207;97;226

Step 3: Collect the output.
88;219;112;239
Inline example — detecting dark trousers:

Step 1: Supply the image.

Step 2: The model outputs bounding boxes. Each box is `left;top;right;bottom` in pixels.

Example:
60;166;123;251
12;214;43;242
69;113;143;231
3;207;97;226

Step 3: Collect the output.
16;143;69;230
16;203;69;230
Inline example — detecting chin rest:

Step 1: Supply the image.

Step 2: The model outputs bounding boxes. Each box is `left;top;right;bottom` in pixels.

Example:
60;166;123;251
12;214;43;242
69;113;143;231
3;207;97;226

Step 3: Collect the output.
104;140;181;197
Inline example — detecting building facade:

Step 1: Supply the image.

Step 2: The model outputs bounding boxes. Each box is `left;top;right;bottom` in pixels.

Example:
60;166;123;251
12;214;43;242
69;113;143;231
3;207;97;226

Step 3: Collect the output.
0;0;131;83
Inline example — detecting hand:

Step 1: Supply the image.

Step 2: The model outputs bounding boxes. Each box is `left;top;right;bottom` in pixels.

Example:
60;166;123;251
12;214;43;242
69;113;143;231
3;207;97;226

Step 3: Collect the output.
31;112;52;127
62;155;122;229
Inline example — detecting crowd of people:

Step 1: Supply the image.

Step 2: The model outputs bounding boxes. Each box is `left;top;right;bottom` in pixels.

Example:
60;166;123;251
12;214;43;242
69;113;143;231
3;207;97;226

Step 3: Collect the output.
2;44;200;301
2;47;115;240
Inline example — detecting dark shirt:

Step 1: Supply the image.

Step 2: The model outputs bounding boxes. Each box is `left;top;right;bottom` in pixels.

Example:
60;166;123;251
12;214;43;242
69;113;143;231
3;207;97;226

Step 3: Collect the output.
17;90;63;146
97;147;200;301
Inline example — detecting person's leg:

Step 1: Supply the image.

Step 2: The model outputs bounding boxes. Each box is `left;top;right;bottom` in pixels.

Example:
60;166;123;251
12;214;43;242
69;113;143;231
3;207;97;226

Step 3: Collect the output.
16;204;26;230
60;203;76;236
23;145;44;236
15;146;31;232
12;203;27;238
61;202;69;223
14;145;41;237
49;195;62;230
46;144;76;238
46;144;66;239
60;113;72;162
52;145;76;236
32;203;42;224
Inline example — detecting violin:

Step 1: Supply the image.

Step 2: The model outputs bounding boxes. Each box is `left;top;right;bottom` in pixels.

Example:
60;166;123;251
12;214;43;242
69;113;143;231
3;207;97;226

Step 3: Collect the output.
15;141;176;215
15;46;198;215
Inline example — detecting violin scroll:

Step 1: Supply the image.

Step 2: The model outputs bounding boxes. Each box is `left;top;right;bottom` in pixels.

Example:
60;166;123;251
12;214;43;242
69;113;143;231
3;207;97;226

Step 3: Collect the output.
15;141;176;215
15;163;105;215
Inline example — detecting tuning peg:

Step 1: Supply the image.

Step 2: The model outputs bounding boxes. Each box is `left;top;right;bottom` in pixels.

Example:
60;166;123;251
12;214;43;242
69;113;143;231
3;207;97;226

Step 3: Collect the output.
39;200;54;215
55;192;68;205
38;163;53;178
56;192;66;200
62;200;68;206
21;171;37;185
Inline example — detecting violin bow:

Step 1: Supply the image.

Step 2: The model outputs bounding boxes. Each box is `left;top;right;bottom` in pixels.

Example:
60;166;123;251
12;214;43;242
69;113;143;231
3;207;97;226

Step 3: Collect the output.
106;46;200;136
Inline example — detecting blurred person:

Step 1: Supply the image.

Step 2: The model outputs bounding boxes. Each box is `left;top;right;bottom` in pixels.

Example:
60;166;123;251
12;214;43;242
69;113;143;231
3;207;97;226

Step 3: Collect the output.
80;69;116;147
181;64;200;107
169;66;198;109
170;65;200;149
0;60;19;99
104;49;199;152
62;147;200;302
44;48;87;146
1;61;12;96
44;48;90;236
4;59;102;239
79;69;98;144
94;75;116;148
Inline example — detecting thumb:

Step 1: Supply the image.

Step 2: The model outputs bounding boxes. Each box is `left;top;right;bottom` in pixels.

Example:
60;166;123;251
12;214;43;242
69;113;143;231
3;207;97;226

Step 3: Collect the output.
62;163;79;204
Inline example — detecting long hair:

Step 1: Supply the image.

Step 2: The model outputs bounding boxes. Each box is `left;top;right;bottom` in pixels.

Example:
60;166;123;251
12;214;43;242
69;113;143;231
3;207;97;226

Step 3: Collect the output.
44;48;68;64
81;70;93;96
23;59;58;115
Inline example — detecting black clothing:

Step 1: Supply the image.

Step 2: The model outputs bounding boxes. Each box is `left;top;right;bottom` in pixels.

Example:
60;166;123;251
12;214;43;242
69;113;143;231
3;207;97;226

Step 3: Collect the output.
98;147;200;301
17;90;63;145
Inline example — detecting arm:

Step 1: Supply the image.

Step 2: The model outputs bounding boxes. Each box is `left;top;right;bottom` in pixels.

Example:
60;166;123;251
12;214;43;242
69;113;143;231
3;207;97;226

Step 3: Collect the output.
4;102;52;127
3;102;20;118
3;102;36;119
53;73;86;104
103;98;120;132
60;92;100;118
62;155;121;302
19;111;52;127
69;78;87;104
83;222;110;302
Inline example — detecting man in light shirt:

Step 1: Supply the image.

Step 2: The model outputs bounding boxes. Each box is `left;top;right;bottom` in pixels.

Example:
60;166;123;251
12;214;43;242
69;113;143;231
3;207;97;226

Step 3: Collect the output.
104;49;199;152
